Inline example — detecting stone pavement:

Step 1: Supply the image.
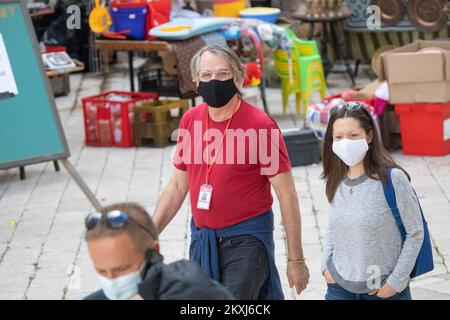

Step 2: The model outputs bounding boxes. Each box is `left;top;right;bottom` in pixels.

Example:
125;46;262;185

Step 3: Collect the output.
0;65;449;300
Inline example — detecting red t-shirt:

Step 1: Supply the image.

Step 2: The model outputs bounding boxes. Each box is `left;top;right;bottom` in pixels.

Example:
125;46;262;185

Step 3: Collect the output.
173;99;291;229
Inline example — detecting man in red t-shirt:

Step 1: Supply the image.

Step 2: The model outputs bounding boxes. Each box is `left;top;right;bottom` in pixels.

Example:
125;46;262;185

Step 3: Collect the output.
153;44;309;300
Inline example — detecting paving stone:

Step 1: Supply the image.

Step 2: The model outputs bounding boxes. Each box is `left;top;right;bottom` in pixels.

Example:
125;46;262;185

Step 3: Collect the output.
0;69;448;300
411;287;450;300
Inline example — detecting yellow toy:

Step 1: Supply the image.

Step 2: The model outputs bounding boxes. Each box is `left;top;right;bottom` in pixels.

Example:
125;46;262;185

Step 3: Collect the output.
89;0;112;34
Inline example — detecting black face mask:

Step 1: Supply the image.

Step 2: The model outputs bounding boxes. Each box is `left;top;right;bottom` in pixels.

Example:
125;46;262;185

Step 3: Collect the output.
197;79;238;108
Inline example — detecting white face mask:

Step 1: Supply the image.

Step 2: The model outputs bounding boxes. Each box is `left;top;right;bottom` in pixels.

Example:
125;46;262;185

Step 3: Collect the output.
97;268;143;300
332;138;369;167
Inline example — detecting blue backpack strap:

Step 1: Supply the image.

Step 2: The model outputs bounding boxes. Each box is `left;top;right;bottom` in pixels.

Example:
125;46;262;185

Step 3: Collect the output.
382;168;407;241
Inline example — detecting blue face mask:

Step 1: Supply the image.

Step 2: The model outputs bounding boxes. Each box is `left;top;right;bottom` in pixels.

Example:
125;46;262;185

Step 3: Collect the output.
97;267;143;300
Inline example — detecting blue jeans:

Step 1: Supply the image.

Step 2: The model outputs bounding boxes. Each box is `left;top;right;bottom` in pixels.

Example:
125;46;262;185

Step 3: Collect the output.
325;283;412;300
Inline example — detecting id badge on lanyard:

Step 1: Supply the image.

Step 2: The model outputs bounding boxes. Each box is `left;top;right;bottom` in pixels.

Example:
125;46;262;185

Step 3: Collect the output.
197;184;213;210
196;98;240;211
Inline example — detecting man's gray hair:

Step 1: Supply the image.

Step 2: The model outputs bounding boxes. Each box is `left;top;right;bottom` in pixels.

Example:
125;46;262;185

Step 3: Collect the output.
190;44;246;92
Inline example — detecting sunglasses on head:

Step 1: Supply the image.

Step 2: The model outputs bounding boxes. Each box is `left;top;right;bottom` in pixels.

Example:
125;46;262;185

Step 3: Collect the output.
330;101;366;116
85;210;153;237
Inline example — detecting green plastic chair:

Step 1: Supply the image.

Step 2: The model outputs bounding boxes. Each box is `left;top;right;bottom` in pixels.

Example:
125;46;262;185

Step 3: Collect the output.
274;28;327;114
273;48;302;114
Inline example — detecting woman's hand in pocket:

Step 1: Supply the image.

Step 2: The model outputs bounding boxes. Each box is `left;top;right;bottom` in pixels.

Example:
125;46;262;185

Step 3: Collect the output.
323;269;336;284
371;283;397;299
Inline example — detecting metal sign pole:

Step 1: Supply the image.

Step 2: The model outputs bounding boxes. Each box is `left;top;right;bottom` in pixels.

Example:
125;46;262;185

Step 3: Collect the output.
60;159;102;211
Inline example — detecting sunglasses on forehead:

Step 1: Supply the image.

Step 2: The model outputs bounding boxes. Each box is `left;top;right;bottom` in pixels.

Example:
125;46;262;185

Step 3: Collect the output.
330;101;366;116
85;210;154;237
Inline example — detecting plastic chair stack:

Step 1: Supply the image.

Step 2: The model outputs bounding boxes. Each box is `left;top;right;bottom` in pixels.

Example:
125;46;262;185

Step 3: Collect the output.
274;28;326;114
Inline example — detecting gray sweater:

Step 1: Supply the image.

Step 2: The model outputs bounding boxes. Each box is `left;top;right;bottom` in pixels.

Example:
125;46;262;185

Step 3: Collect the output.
321;169;424;293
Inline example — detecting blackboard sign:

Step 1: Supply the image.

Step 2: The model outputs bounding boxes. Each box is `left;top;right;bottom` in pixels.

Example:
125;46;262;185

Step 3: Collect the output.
0;0;70;170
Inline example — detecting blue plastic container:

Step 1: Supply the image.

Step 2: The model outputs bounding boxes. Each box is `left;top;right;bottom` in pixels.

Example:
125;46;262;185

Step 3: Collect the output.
110;3;148;40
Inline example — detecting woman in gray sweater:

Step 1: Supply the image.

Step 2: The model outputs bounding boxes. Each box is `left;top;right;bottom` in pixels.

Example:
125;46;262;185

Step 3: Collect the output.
320;102;424;300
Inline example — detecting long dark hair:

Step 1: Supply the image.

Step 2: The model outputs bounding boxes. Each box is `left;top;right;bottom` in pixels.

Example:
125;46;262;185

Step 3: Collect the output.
321;106;410;203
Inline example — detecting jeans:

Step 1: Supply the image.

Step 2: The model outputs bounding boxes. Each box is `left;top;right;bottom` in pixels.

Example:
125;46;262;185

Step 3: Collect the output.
191;234;269;300
325;282;412;300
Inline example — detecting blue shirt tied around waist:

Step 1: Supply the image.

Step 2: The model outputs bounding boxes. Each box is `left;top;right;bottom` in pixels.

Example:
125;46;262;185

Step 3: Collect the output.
190;209;284;300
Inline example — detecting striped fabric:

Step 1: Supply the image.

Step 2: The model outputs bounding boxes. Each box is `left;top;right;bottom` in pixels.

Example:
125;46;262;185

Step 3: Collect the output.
340;0;450;61
344;0;450;31
341;26;450;61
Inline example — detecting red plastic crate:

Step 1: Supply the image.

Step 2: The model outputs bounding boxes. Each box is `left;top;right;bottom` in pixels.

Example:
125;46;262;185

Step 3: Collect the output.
44;46;67;53
395;102;450;156
82;91;158;147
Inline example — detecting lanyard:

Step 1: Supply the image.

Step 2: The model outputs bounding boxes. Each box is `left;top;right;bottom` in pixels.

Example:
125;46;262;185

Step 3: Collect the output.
204;97;241;184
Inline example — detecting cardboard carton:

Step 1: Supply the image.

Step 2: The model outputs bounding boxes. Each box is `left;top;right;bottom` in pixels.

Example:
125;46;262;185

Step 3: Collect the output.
379;40;450;104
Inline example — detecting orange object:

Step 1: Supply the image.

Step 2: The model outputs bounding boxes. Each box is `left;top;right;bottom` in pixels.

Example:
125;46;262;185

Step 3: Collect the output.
213;0;245;17
89;0;112;33
100;30;130;40
395;102;450;156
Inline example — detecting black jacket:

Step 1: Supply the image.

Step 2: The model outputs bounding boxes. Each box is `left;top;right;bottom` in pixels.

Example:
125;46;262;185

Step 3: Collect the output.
84;250;234;300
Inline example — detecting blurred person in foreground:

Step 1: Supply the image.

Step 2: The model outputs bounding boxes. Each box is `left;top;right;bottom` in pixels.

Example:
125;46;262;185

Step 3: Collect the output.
84;202;234;300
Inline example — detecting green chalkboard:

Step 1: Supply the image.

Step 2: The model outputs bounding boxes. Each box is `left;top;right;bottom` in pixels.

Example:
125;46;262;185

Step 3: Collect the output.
0;0;70;170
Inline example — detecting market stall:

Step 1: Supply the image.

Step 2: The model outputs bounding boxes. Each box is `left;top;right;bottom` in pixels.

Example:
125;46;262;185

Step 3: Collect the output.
24;0;449;157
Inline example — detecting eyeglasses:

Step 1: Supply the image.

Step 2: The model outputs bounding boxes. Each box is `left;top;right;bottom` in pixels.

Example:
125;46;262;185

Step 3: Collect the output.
197;69;233;82
85;210;154;237
330;101;365;115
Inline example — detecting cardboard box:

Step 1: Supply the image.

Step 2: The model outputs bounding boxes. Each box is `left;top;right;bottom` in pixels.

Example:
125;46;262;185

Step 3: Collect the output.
46;59;84;97
158;51;178;76
379;40;450;104
49;73;70;97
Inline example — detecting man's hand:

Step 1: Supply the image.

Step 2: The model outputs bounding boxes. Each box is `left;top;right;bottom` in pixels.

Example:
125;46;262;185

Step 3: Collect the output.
287;262;310;295
322;268;336;284
369;283;397;299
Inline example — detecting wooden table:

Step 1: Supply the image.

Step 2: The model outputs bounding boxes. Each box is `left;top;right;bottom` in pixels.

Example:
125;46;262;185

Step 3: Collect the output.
95;39;270;114
95;40;172;92
95;39;172;52
292;4;356;86
46;59;85;77
29;6;55;20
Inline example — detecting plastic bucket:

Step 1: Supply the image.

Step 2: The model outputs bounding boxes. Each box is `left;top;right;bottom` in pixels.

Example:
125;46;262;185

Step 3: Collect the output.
110;2;148;40
213;0;245;17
